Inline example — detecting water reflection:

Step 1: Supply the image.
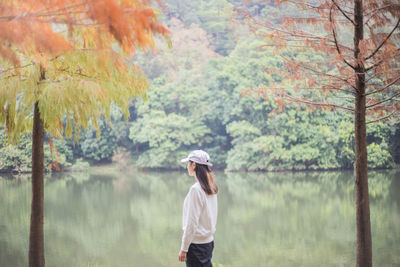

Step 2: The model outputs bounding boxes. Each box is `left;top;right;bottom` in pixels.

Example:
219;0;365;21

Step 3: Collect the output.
1;169;399;266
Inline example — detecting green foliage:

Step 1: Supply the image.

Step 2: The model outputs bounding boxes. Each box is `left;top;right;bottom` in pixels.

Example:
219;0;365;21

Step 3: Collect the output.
0;128;77;172
367;142;393;169
227;121;262;141
212;264;231;267
127;18;398;171
80;120;118;163
162;0;236;55
69;158;90;172
0;43;149;151
195;0;235;55
388;123;400;164
129;110;211;168
0;105;132;172
0;131;32;172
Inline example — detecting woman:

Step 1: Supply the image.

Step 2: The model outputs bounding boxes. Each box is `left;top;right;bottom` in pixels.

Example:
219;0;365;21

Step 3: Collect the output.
178;150;218;267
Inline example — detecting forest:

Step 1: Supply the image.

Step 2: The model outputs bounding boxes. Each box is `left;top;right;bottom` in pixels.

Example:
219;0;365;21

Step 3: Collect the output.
1;0;398;173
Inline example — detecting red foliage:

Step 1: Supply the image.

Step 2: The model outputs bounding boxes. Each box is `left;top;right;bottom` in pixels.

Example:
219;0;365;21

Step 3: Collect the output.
246;0;400;123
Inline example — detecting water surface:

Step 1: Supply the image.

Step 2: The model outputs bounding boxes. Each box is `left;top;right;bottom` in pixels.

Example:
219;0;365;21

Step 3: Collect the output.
1;169;399;267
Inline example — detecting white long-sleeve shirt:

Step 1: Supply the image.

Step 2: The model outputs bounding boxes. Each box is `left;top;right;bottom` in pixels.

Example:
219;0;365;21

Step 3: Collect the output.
181;182;218;252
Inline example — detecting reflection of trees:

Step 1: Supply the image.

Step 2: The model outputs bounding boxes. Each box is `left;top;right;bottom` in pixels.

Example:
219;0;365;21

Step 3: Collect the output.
44;175;127;265
125;172;184;266
216;171;399;266
1;170;399;267
367;170;400;265
0;176;31;267
43;171;194;267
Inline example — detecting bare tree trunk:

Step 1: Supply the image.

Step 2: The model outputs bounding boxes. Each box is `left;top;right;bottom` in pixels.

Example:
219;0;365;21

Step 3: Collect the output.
354;1;372;266
29;69;45;267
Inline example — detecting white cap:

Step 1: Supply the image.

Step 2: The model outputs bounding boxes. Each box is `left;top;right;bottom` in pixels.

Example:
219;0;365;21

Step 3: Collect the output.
181;150;213;167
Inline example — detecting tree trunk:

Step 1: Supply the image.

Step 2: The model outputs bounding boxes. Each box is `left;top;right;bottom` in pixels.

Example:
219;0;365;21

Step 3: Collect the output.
29;71;45;266
354;1;372;266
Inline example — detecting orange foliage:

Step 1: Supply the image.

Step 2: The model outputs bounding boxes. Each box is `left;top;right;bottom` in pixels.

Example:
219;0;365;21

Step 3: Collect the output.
47;137;60;171
0;0;169;65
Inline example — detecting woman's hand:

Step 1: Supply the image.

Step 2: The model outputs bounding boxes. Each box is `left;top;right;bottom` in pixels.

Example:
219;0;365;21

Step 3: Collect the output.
178;250;187;262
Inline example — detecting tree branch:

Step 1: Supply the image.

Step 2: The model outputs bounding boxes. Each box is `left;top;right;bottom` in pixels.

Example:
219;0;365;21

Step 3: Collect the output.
331;0;355;25
330;5;356;70
54;68;103;81
257;37;354;52
252;17;333;41
283;91;355;112
0;2;85;21
366;74;400;95
0;62;34;74
364;4;397;24
365;59;384;72
366;111;397;124
366;92;400;109
299;63;356;91
255;86;353;92
0;56;60;75
365;18;400;61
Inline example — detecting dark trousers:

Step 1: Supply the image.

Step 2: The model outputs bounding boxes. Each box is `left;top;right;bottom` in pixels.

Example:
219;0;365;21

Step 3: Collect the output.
186;241;214;267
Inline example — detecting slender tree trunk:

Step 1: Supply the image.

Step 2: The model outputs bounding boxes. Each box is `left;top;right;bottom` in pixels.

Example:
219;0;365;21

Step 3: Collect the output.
29;69;45;267
354;1;372;266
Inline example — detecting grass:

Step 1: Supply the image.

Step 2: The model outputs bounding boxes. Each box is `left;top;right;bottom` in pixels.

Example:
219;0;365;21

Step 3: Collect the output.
213;263;231;267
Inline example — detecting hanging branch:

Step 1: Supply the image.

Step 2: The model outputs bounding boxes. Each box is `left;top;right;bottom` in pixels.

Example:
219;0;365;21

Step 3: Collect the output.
330;5;356;70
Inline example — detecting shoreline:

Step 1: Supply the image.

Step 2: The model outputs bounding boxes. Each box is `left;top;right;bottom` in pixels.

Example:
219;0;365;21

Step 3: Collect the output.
1;163;398;176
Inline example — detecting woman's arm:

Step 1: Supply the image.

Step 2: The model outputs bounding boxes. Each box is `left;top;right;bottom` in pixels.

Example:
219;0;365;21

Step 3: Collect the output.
180;187;204;252
178;250;187;262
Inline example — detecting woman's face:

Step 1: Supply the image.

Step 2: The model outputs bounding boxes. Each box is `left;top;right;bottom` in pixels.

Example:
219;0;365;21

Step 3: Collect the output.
187;161;196;177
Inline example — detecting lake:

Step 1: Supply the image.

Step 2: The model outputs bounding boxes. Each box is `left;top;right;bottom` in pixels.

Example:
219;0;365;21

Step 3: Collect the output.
1;169;399;267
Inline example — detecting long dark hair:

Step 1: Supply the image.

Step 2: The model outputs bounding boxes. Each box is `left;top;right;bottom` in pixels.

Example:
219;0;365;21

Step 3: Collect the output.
190;161;218;195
